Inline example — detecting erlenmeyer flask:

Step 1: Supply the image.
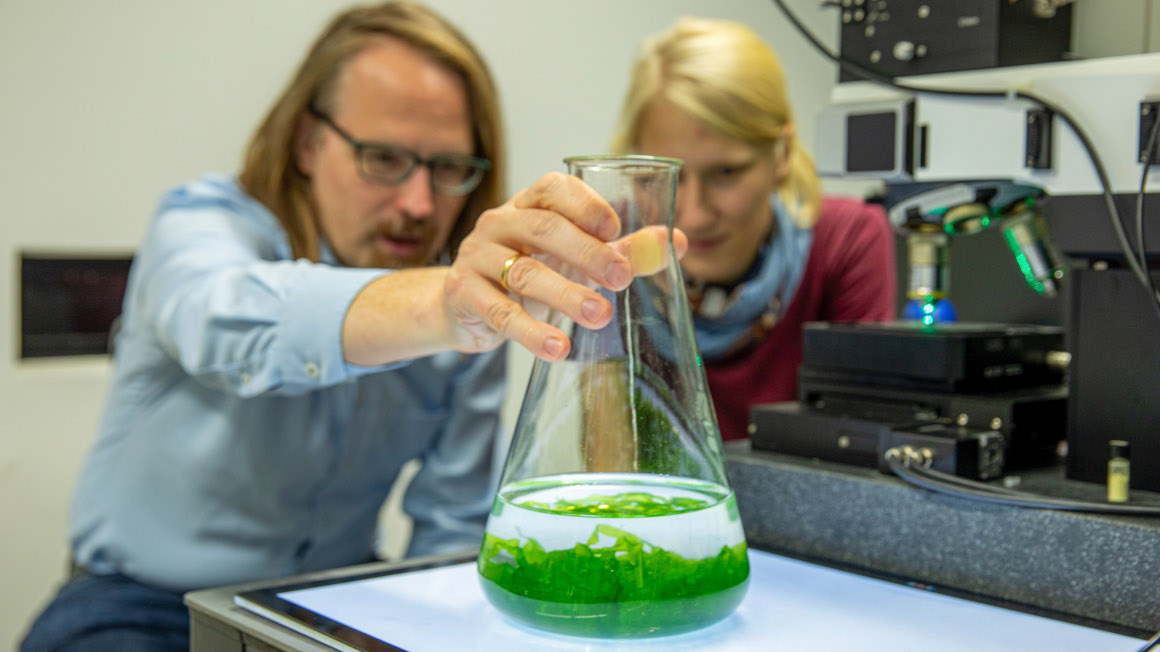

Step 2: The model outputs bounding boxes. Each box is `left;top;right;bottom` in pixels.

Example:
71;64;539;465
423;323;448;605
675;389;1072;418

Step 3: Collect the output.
477;155;749;638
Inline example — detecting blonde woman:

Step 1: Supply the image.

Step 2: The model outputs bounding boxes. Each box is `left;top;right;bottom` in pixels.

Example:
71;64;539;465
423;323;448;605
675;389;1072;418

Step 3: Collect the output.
613;17;897;441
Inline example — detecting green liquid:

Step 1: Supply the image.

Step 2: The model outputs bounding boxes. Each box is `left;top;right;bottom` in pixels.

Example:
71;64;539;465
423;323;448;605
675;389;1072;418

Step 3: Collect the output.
477;475;749;638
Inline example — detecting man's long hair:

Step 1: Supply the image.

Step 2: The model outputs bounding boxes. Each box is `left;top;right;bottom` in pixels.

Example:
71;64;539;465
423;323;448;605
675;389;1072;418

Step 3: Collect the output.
239;1;506;262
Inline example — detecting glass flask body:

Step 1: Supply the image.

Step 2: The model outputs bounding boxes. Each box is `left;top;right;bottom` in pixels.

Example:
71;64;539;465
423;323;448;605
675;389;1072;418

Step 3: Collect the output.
477;156;748;638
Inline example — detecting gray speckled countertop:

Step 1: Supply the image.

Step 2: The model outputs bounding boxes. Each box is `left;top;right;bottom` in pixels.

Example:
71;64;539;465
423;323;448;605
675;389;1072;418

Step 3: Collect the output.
725;441;1160;634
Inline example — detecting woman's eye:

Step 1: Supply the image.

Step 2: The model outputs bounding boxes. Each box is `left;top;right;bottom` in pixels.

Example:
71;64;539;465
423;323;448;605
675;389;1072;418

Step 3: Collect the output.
709;165;743;183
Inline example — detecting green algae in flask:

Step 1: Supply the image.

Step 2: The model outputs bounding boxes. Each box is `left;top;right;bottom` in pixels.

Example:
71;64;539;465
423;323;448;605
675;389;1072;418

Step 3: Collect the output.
477;156;749;639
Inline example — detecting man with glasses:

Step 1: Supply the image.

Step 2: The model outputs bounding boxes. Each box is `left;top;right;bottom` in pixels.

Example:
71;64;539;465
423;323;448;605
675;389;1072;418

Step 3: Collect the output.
21;2;653;650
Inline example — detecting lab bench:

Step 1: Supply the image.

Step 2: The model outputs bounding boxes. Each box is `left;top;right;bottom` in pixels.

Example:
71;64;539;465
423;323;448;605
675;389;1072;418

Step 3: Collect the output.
726;440;1160;634
185;443;1159;650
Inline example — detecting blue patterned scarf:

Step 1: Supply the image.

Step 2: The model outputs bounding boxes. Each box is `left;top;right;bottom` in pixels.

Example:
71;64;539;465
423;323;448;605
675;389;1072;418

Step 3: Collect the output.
690;197;813;360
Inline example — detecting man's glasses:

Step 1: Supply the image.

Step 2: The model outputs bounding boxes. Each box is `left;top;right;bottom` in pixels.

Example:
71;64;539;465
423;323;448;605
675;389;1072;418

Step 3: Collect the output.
308;107;490;196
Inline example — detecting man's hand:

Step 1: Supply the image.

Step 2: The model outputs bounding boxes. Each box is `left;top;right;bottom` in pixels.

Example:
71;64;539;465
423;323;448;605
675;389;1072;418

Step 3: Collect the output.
443;172;686;362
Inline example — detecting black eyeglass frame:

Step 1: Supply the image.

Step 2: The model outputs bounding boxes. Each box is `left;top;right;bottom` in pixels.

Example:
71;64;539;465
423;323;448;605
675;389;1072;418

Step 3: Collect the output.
307;107;491;196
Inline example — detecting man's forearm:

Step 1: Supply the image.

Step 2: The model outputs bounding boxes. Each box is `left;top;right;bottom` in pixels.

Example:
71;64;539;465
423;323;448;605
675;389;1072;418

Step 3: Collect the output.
341;267;456;366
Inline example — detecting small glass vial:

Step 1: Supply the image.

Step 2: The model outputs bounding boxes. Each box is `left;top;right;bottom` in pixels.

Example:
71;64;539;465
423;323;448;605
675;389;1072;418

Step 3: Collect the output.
1107;440;1131;503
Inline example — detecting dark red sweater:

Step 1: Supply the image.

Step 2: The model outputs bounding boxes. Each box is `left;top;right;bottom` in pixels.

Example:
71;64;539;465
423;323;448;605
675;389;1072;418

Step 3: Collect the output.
705;197;897;441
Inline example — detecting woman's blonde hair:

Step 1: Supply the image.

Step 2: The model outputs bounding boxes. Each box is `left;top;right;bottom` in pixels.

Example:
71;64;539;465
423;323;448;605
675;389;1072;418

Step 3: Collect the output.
611;16;820;227
239;1;506;262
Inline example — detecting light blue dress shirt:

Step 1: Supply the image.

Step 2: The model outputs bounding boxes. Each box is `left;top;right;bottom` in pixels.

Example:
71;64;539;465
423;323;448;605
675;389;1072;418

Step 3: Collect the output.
69;174;505;592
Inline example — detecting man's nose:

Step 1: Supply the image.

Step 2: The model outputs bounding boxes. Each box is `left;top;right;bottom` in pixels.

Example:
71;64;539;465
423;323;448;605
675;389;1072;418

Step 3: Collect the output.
396;165;436;218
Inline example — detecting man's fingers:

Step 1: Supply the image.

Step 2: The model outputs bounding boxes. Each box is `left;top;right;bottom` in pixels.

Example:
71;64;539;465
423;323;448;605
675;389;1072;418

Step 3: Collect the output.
610;226;688;277
472;205;632;292
673;228;689;260
446;173;694;360
511;172;621;241
485;249;614;331
449;272;574;362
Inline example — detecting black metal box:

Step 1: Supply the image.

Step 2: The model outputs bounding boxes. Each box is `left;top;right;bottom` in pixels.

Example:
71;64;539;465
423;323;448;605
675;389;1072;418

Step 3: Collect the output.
838;0;1072;81
801;321;1065;393
1066;267;1160;491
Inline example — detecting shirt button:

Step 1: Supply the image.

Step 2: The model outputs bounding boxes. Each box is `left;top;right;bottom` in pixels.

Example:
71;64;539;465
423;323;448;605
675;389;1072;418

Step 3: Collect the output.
241;372;252;384
304;361;320;379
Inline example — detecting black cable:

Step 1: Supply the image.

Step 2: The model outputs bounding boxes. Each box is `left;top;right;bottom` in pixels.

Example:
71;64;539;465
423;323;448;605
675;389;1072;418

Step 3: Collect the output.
904;461;1029;497
774;0;1160;307
1135;112;1160;318
884;451;1160;516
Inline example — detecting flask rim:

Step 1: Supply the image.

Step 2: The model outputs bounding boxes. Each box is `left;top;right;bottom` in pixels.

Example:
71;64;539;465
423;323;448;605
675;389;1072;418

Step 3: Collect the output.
564;154;684;169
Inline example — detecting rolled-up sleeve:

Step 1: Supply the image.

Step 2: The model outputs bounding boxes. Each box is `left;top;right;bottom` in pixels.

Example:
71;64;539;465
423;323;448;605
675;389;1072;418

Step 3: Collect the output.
134;201;398;397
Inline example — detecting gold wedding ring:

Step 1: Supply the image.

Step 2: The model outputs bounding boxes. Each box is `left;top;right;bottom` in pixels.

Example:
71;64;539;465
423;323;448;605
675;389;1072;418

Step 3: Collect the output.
499;252;524;292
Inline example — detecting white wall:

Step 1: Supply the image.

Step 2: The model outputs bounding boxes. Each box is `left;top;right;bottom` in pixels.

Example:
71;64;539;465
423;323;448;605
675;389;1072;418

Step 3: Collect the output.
0;1;838;645
1073;0;1160;58
2;0;1157;647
